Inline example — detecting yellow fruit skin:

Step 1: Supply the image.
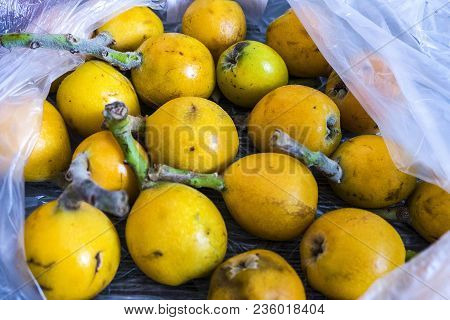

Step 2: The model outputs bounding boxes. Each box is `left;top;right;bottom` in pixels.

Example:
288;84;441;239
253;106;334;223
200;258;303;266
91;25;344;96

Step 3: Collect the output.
131;33;215;106
209;249;306;300
24;101;71;182
57;60;140;137
248;85;342;156
330;135;416;208
217;40;288;108
96;7;163;52
73;131;146;201
326;71;378;134
182;0;246;61
408;182;450;242
126;183;227;286
145;97;239;173
266;9;331;77
223;153;318;241
300;208;406;299
24;201;121;300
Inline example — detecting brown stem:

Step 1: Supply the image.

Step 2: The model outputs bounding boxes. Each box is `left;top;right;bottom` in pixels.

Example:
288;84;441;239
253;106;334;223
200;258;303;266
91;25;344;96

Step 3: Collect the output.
58;152;129;217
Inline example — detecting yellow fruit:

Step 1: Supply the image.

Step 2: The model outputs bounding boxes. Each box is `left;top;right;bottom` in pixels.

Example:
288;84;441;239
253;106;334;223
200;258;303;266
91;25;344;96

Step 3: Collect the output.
145;97;239;173
300;208;406;299
57;60;140;137
25;200;120;300
131;33;215;106
182;0;246;61
330;135;416;208
408;182;450;242
266;9;330;77
223;153;318;241
126;183;227;286
96;7;163;52
216;40;288;108
326;70;378;134
73;131;147;201
209;249;306;300
248;85;341;156
24;101;71;182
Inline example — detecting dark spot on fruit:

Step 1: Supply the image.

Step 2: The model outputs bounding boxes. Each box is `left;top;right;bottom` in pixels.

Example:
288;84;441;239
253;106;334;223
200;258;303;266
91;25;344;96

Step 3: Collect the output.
144;250;163;260
179;51;184;56
39;284;53;291
189;146;195;152
311;235;325;260
27;258;55;269
94;251;103;273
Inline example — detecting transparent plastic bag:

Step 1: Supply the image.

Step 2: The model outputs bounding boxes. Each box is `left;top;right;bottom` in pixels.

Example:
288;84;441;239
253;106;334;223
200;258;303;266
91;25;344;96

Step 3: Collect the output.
0;0;163;300
288;0;450;192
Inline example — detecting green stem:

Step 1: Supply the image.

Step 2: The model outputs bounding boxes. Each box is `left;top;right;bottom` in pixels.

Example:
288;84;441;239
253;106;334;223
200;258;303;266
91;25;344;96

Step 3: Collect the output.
58;152;129;217
103;101;150;188
0;32;142;70
271;129;343;183
372;207;411;223
149;164;225;192
406;250;417;262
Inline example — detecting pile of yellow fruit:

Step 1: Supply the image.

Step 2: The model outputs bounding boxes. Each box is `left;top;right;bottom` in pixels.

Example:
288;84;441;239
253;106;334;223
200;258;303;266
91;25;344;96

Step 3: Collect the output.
2;1;448;300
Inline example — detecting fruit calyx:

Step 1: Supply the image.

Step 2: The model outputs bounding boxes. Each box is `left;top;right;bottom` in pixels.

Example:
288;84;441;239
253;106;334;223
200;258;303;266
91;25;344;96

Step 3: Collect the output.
224;254;260;280
222;41;249;71
330;80;348;99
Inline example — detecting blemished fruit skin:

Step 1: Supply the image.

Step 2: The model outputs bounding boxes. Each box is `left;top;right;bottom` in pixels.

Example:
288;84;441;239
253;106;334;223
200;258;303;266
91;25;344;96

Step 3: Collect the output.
326;70;378;134
24;101;71;182
330;135;417;208
408;182;450;242
24;201;121;300
182;0;246;61
208;249;306;300
126;183;227;286
57;60;140;137
248;85;342;156
300;208;406;300
216;40;288;108
266;9;331;77
145;97;239;173
96;6;163;52
131;33;215;106
222;153;318;241
72;131;147;201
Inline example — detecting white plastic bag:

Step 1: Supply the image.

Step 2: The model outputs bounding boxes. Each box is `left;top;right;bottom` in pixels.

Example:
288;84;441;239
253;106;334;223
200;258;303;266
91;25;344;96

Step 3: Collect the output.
0;0;163;300
288;0;450;192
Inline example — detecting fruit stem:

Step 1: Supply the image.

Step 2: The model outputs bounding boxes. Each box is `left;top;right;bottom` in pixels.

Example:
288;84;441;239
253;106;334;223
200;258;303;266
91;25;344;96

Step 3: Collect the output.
406;250;417;262
103;101;150;188
58;152;129;217
372;207;411;223
270;129;343;183
0;32;142;70
148;164;225;192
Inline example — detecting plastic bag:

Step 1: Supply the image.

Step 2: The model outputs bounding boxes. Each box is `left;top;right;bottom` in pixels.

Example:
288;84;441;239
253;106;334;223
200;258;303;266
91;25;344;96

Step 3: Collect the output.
0;0;164;300
288;0;450;192
361;231;450;300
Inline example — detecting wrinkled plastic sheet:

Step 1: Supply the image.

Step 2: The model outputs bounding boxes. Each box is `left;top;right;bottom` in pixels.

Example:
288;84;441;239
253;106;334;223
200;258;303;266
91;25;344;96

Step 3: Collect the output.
1;0;448;300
